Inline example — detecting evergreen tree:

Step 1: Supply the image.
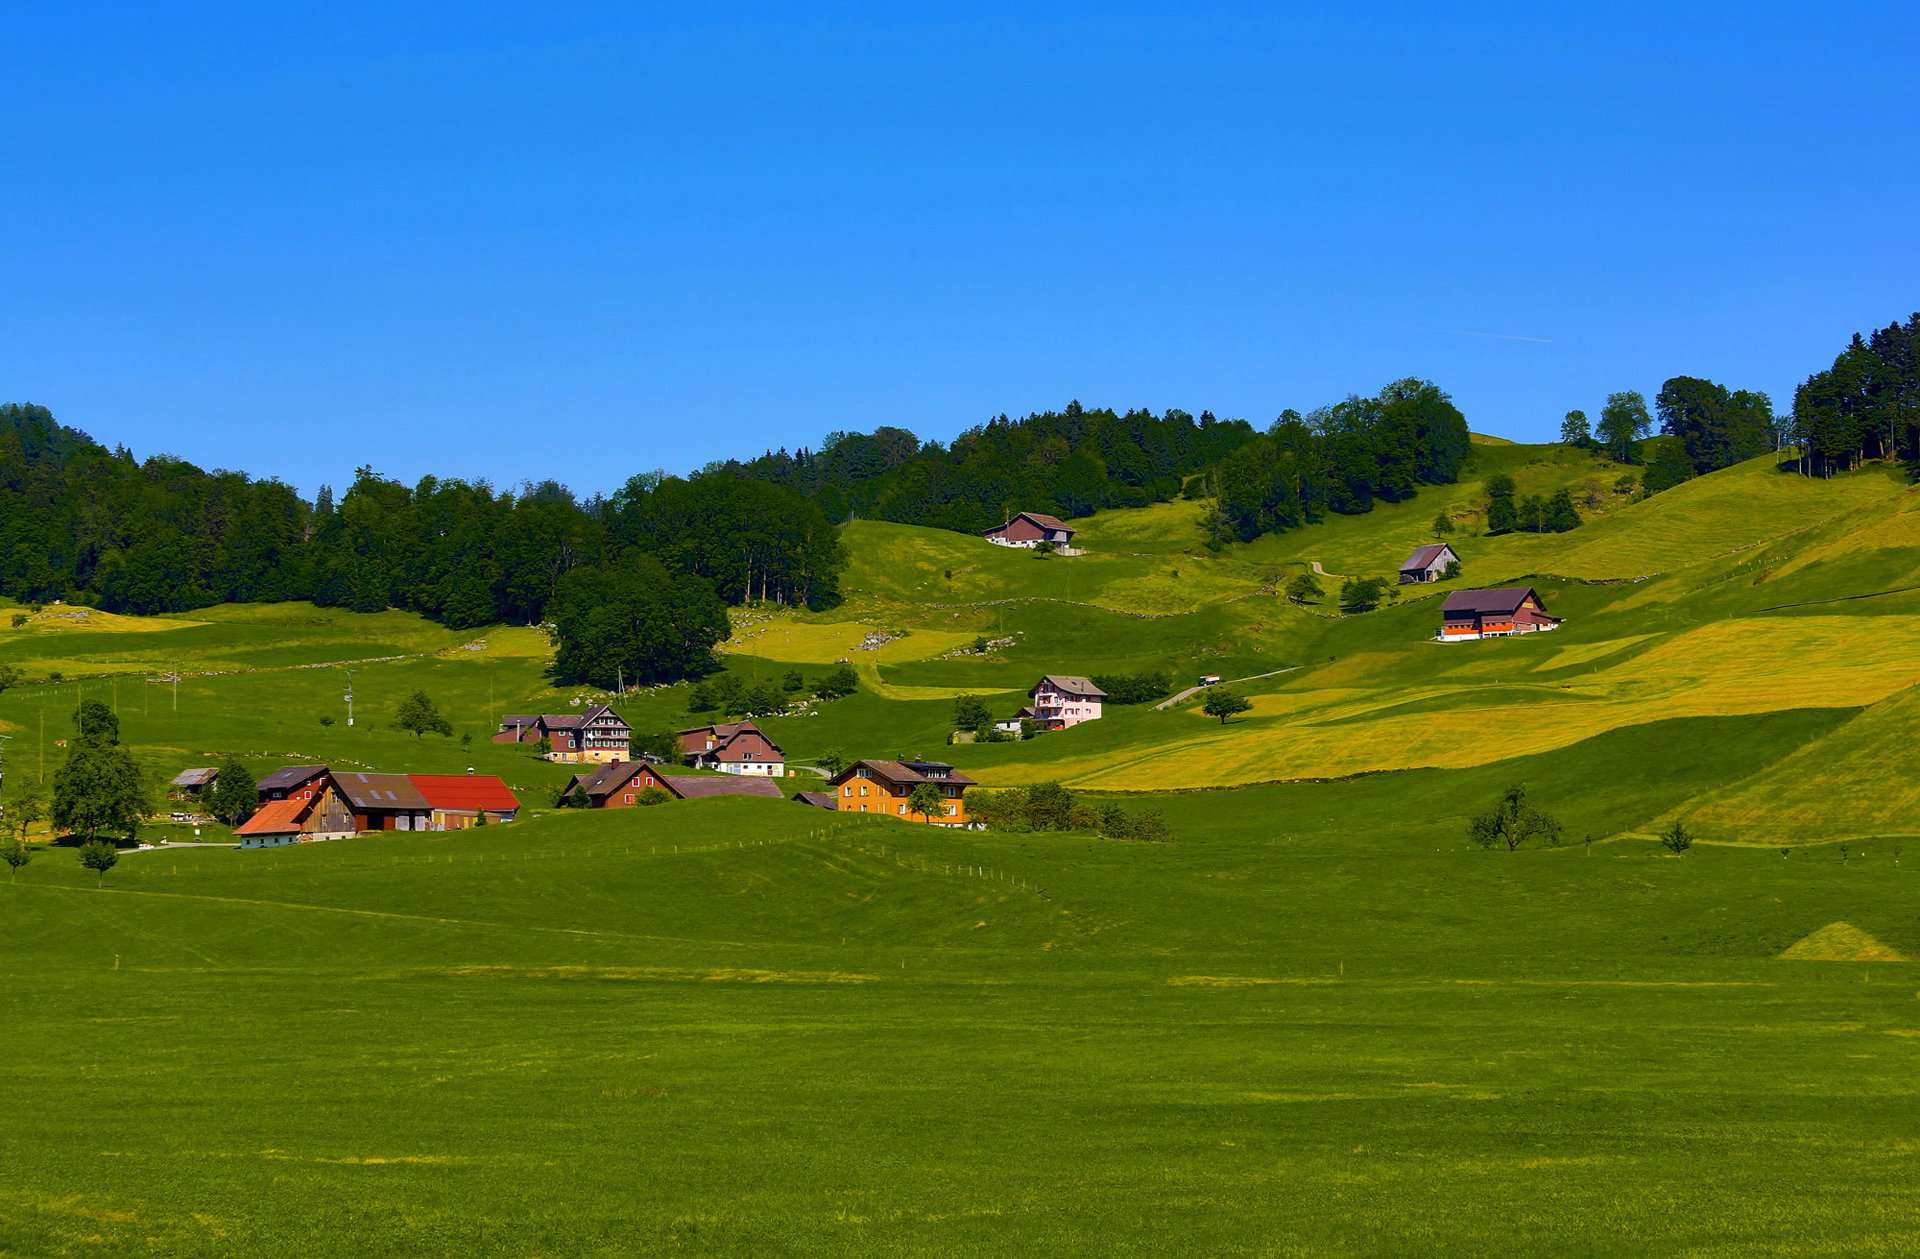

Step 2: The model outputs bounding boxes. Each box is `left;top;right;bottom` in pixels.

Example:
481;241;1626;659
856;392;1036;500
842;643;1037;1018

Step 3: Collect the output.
1642;438;1695;496
1543;488;1582;532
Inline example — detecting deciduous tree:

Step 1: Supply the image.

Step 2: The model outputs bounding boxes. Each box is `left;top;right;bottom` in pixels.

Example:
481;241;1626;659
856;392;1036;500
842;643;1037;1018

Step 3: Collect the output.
78;839;119;886
1201;688;1252;724
1468;783;1562;852
395;690;453;740
906;782;947;823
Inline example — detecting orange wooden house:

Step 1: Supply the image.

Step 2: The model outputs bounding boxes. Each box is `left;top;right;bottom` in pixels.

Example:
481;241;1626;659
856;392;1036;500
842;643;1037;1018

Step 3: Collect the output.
828;759;976;825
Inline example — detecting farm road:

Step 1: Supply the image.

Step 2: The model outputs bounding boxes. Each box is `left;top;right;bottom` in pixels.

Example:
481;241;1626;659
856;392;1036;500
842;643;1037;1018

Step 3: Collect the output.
1155;666;1299;711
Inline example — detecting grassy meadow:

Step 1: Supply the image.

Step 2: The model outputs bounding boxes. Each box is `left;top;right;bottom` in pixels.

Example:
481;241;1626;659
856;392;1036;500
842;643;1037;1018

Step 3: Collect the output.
4;440;1920;1254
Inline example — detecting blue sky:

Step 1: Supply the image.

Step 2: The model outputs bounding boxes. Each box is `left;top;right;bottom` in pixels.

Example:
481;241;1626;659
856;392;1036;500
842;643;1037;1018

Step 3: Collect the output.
4;2;1916;497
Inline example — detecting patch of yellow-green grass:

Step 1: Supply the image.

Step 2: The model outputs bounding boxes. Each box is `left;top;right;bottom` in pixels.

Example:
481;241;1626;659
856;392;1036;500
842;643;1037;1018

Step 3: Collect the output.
721;611;977;665
1534;459;1905;580
1669;683;1920;844
451;626;553;658
1029;614;1920;789
5;605;205;634
1072;499;1212;555
1778;923;1906;962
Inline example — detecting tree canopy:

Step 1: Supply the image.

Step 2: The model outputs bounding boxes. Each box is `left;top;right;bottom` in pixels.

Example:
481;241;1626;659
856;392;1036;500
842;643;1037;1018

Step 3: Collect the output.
547;553;732;688
1790;313;1920;475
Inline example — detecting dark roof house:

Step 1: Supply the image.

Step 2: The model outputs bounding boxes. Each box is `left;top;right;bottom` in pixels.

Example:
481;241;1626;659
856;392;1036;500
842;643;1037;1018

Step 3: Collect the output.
985;512;1077;547
1439;586;1561;640
1399;543;1459;584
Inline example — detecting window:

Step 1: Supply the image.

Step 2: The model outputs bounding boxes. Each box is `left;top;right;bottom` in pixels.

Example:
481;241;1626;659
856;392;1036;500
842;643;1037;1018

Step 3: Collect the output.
843;785;852;797
898;804;907;815
947;804;957;815
624;794;634;803
860;785;868;796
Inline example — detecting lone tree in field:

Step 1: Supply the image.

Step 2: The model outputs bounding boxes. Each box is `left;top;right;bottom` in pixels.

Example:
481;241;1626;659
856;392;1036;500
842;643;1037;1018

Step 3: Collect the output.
1431;512;1455;537
78;839;119;886
951;694;991;731
1339;577;1392;613
1285;573;1323;605
1660;820;1694;853
0;837;31;882
395;690;453;740
1;781;45;849
906;782;947;823
1202;688;1252;725
1468;783;1564;852
204;757;258;826
52;704;145;843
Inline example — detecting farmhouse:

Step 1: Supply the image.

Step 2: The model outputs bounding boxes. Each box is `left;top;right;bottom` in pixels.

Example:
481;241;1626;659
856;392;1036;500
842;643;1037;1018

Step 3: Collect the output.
410;774;520;828
1439;586;1561;640
331;772;434;831
984;512;1076;549
993;705;1037;735
1028;675;1106;729
494;707;631;763
168;767;217;801
256;764;329;804
1399;543;1460;584
564;760;784;806
233;778;356;848
679;720;785;776
830;759;975;825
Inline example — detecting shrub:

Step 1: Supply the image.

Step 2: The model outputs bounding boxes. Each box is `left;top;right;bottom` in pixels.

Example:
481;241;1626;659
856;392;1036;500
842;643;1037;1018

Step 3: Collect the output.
1090;671;1171;705
636;788;671;807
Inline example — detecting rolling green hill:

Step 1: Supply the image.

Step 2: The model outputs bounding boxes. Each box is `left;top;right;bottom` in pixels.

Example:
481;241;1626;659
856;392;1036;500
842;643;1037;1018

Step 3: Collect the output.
5;438;1920;1253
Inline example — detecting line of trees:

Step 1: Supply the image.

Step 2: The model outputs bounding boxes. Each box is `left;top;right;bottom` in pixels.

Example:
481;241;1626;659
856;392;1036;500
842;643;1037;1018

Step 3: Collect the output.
719;403;1259;532
0;403;844;630
1203;379;1473;545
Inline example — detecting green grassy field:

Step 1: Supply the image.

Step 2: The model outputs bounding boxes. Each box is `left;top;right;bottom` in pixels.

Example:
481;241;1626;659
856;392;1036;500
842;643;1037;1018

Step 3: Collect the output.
5;441;1920;1254
4;798;1917;1255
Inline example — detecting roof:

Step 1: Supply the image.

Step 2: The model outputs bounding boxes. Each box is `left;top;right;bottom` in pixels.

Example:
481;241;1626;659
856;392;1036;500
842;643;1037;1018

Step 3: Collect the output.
795;791;838;810
569;761;647;797
539;713;586;730
170;767;218;788
500;714;539;727
1033;674;1108;699
990;511;1075;535
680;720;784;759
657;771;783;800
330;772;431;811
234;798;307;836
1441;586;1544;616
256;764;328;792
409;774;520;812
833;759;978;789
1401;543;1453;572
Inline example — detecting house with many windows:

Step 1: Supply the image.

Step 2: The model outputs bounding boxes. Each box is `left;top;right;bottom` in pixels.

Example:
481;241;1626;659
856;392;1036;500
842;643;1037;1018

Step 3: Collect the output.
493;707;631;763
829;759;976;825
1028;675;1107;729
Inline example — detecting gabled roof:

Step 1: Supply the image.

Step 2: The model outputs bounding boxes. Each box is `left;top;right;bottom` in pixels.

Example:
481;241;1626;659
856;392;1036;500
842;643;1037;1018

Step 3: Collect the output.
657;772;783;800
832;759;978;789
257;764;329;792
1401;543;1454;572
500;714;539;727
1441;586;1545;616
1032;674;1107;700
990;511;1075;535
409;774;519;812
795;791;838;810
234;798;307;836
680;720;784;759
330;772;430;810
569;761;648;798
170;767;218;788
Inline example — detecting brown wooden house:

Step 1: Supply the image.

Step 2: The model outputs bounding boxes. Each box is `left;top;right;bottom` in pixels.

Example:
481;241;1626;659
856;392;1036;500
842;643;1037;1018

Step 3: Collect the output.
678;720;785;777
564;760;783;806
1439;586;1561;640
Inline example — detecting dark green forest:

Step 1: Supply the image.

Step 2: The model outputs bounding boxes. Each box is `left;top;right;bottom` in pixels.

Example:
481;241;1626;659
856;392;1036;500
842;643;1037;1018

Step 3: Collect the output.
1204;379;1474;544
1791;312;1920;475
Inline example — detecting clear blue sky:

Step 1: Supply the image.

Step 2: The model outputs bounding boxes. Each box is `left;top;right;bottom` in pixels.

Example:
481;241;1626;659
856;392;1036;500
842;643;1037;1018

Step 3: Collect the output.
4;2;1916;498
